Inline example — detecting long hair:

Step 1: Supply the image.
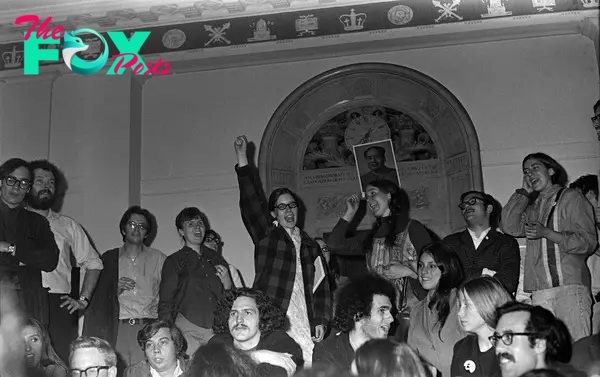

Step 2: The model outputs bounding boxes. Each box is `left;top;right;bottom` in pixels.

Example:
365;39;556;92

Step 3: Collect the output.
23;318;67;370
458;276;513;329
522;153;568;188
212;288;286;337
354;339;429;377
186;342;260;377
419;242;465;334
367;179;411;247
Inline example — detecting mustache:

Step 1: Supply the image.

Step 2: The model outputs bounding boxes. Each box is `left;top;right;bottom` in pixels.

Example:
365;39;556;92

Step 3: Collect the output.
233;324;248;331
37;189;53;197
497;353;515;362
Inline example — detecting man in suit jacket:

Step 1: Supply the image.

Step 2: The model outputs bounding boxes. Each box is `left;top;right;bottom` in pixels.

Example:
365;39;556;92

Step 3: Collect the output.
0;158;59;326
444;190;520;294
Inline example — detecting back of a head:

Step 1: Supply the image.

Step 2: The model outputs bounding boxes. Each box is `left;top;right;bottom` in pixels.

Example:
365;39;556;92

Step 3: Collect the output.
355;339;429;377
186;342;259;377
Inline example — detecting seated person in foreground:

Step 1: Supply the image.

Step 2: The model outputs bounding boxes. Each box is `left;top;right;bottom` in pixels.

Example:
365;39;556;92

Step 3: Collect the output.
313;274;395;372
210;288;302;377
125;320;189;377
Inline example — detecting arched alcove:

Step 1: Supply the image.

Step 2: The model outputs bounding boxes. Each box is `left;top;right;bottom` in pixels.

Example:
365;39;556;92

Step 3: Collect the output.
258;63;482;238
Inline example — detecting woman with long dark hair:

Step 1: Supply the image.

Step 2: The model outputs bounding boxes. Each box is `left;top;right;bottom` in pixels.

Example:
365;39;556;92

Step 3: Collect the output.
327;179;433;340
234;136;332;366
502;152;596;342
407;241;465;377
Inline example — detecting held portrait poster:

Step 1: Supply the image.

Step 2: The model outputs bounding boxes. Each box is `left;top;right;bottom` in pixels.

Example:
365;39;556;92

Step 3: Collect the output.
353;139;401;193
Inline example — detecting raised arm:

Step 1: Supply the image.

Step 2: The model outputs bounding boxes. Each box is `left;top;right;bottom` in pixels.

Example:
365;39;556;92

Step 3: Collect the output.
327;194;369;256
235;135;270;245
502;175;535;237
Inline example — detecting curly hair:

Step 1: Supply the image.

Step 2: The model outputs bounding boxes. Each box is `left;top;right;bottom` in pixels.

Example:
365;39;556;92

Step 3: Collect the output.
212;288;286;337
331;274;396;333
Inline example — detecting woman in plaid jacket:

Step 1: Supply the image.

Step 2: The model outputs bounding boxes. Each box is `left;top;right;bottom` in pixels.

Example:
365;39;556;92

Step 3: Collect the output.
234;136;332;367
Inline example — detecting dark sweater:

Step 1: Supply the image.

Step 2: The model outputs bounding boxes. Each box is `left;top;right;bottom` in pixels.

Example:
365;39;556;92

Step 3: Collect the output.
313;331;355;371
209;329;303;377
159;245;228;328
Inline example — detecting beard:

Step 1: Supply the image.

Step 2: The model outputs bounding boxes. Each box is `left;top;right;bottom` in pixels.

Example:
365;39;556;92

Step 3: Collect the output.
28;190;56;210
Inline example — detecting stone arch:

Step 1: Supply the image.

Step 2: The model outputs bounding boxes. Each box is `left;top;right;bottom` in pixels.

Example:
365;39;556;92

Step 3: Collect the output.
258;63;482;237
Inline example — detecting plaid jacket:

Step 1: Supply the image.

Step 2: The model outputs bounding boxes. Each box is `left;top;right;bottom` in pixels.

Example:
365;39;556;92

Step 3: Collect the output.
236;164;332;330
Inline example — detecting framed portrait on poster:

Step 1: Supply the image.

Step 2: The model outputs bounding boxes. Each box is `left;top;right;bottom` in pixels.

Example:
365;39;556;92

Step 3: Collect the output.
353;139;401;194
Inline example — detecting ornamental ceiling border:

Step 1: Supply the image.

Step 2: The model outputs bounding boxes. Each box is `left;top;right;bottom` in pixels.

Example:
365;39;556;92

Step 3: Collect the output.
0;1;597;74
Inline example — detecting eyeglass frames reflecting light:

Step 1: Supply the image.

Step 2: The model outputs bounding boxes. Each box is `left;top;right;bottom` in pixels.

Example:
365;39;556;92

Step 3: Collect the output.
4;176;31;190
126;221;149;233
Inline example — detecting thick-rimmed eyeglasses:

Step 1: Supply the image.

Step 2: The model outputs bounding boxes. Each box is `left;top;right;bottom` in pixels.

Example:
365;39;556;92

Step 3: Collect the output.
126;221;149;233
458;197;484;210
274;202;298;211
489;332;536;347
4;176;31;190
69;366;112;377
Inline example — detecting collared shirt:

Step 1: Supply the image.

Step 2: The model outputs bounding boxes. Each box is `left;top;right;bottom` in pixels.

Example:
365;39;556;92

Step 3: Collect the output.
119;246;166;319
149;360;183;377
41;209;103;294
468;227;492;250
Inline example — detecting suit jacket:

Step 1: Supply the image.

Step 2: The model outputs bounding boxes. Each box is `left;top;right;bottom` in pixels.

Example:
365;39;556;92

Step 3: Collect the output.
0;208;59;325
444;229;520;294
236;164;332;330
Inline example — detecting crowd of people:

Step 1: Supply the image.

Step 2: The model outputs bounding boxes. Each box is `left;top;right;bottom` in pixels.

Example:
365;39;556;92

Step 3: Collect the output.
0;100;599;377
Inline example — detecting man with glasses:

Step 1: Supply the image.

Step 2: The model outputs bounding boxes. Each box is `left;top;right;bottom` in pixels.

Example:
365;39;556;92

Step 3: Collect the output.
83;206;166;373
26;159;104;362
444;190;520;294
492;302;586;377
203;229;244;288
0;158;59;326
69;336;117;377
